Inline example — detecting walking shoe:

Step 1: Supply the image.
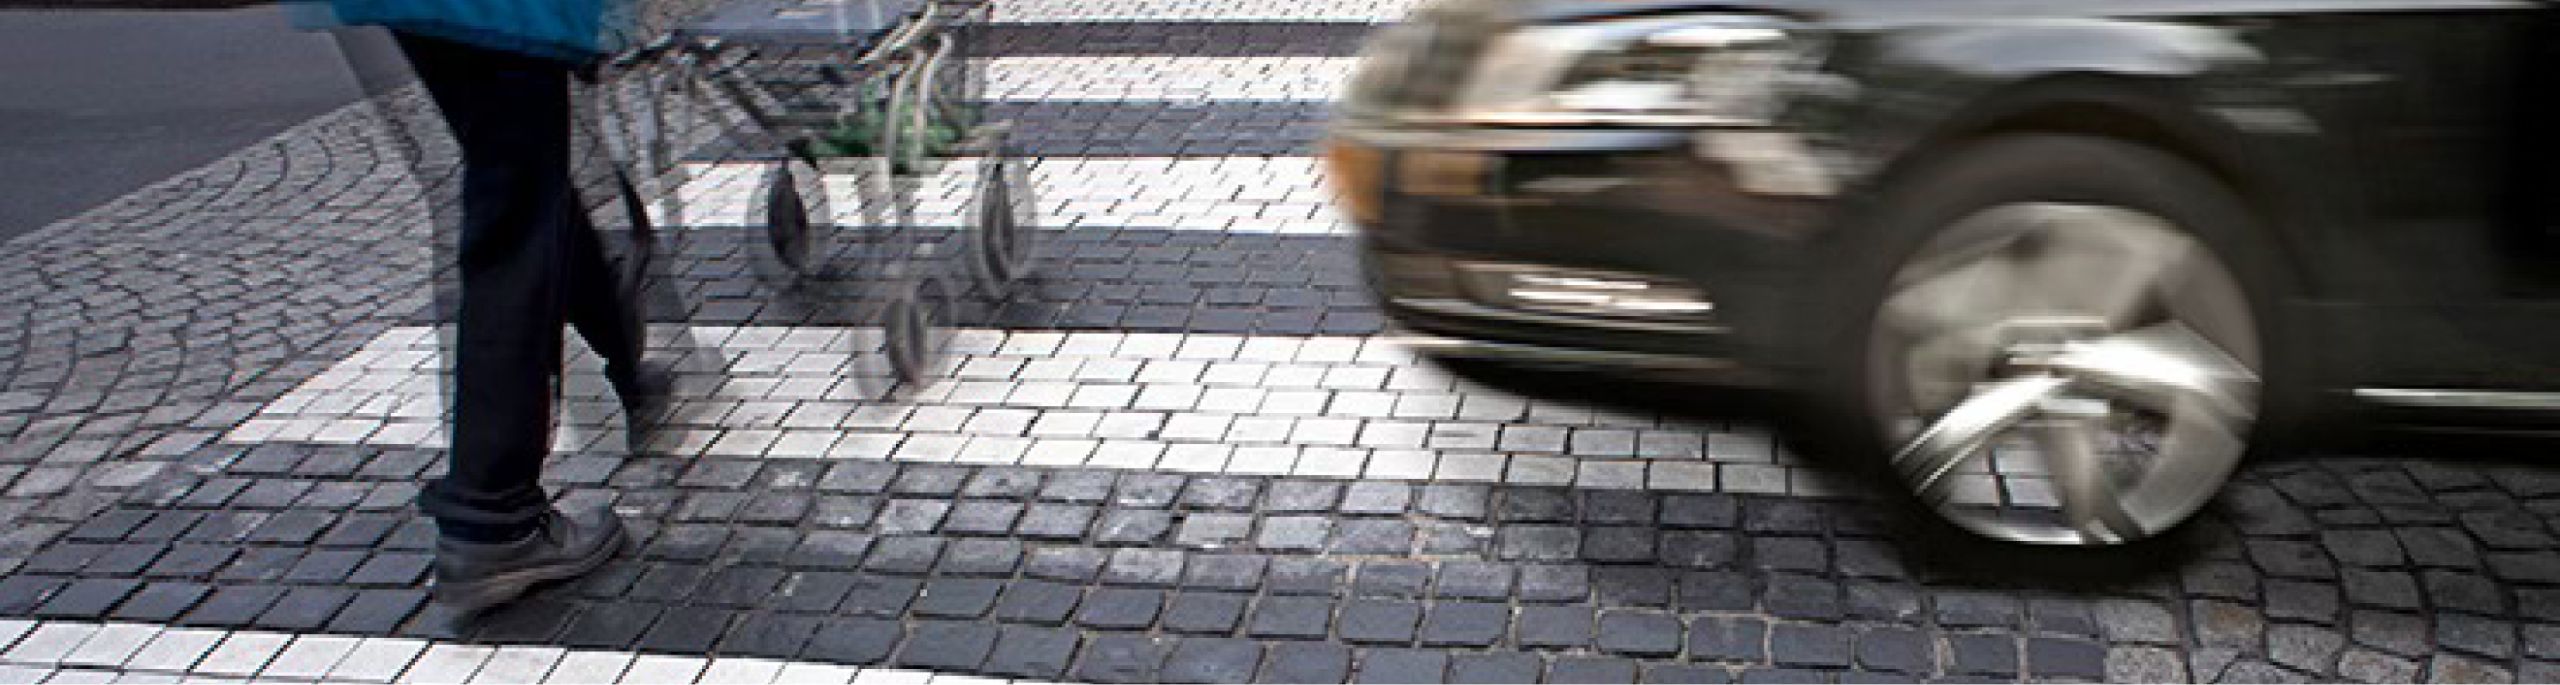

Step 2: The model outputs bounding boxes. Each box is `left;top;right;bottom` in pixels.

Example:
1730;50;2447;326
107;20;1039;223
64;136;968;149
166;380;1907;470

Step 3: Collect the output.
430;505;627;613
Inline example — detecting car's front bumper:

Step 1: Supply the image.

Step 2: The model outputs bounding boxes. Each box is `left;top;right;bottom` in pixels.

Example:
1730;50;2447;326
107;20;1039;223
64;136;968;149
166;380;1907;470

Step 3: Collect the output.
1331;123;1836;385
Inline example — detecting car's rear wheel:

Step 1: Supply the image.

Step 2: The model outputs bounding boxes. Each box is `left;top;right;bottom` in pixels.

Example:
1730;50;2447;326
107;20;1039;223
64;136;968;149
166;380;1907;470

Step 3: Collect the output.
1822;134;2287;546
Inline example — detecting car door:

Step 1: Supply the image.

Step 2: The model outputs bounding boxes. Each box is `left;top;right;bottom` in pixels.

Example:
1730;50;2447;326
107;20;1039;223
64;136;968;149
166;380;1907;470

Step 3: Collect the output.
2283;3;2560;399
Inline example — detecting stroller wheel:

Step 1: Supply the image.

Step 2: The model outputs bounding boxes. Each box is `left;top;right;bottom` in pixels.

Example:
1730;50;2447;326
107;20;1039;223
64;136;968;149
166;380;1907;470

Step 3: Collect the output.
969;155;1037;290
765;161;813;274
883;278;951;389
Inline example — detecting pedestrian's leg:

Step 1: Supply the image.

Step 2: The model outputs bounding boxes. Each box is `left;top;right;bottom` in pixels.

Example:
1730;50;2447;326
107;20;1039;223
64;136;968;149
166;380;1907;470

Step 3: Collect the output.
397;33;632;613
399;33;575;543
563;197;648;385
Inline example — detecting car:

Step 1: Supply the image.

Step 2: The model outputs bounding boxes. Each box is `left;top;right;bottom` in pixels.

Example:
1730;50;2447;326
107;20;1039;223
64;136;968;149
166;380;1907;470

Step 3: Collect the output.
1325;0;2560;545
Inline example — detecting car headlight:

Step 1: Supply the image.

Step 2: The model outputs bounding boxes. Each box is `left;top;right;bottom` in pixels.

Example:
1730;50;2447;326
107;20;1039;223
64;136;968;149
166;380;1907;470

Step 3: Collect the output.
1447;15;1814;127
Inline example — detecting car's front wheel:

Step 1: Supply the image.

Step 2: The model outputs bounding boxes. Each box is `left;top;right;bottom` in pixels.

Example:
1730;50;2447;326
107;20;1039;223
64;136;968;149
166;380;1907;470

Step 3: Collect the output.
1822;134;2287;545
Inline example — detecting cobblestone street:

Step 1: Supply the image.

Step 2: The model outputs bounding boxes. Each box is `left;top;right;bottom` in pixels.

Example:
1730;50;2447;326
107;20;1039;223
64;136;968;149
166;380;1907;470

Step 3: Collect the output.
4;1;2560;682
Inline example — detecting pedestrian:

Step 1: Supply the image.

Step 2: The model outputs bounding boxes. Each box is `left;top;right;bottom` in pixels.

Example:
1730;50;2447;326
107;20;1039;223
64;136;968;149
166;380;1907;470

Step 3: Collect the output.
391;31;671;613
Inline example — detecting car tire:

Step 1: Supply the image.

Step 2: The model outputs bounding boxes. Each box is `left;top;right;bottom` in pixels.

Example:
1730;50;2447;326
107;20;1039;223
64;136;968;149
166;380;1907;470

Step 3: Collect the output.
1810;134;2300;546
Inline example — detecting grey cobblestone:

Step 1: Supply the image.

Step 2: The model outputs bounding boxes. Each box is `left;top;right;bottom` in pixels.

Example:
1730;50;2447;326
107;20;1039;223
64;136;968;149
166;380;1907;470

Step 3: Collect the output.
0;4;2556;684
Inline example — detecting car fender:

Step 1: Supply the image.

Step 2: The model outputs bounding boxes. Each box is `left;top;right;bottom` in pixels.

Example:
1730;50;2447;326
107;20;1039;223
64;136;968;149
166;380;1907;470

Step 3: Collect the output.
1813;18;2341;298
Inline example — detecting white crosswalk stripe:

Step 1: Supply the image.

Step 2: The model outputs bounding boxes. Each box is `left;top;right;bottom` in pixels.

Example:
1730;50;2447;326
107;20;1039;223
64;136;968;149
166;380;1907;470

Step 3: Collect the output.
982;56;1352;102
0;618;1046;685
990;0;1419;23
223;325;1927;498
653;156;1349;233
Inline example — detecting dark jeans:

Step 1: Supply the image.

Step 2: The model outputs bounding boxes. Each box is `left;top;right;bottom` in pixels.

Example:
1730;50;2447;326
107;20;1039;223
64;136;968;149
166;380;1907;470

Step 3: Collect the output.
397;33;644;543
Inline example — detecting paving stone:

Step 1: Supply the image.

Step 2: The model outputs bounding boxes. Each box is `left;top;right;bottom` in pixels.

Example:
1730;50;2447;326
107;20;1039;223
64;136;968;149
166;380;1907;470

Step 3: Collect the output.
983;626;1079;680
1042;471;1118;503
329;589;427;634
2427;653;2514;683
1163;638;1265;684
872;501;951;536
1645;664;1734;684
1448;652;1540;684
1850;626;1929;674
2352;609;2433;658
1351;562;1429;599
1597;610;1684;657
2527;625;2560;661
1355;648;1448;684
2182;560;2260;600
1164;591;1250;635
195;631;291;676
2194;599;2269;649
2424;570;2508;616
1934;591;2021;628
893;620;997;671
125;627;225;674
942;539;1029;577
35;578;139;619
1548;656;1639;684
891;467;971;497
2436;612;2517;659
2260;578;2342;624
2252;538;2339;579
1078;587;1166;630
2026;637;2107;680
2325;529;2408;567
637;607;733;653
1762;573;1842;621
1498;526;1579;562
1419;601;1507;648
1028;547;1109;583
2399;527;2482;569
1247;595;1333;639
862;536;944;575
1016;504;1098;539
256;586;354;631
2094;598;2180;644
2338;647;2419;683
1510;604;1595;650
803;617;900;664
2107;645;2190;683
60;621;158;668
1267;558;1346;596
2269;623;2347;673
1174;513;1253;549
717;613;823;659
1256;516;1331;552
1181;553;1266;592
110;582;210;623
984;579;1078;626
911;577;1004;618
1094;508;1175;546
1114;474;1187;508
181;585;283;627
1104;548;1186;586
817;462;896;494
1581;526;1657;564
1674;570;1755;613
1948;633;2020;677
1075;633;1172;683
1259;642;1351;684
1338;600;1421;644
1181;478;1262;511
832;574;920;618
1416;485;1489;520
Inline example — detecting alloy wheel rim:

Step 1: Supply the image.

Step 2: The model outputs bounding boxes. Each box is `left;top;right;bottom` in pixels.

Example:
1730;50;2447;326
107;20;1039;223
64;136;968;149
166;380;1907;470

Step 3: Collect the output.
1867;202;2260;545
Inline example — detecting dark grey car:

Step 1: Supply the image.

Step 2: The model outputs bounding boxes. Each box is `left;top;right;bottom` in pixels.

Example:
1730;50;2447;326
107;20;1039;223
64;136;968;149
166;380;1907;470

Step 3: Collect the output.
1328;0;2560;544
